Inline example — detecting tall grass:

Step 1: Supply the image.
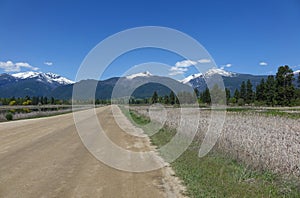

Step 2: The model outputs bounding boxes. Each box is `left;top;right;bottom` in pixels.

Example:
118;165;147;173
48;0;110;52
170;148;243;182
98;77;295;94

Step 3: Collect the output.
132;106;300;177
125;106;300;197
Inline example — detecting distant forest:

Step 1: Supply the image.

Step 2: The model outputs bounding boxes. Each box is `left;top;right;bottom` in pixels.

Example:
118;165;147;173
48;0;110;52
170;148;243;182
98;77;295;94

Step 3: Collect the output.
0;96;71;106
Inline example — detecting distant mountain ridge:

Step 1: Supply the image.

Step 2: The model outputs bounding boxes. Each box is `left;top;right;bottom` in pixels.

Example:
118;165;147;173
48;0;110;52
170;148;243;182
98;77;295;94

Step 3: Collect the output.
0;72;74;98
51;74;191;100
179;68;271;94
0;69;299;99
180;68;236;84
11;71;74;85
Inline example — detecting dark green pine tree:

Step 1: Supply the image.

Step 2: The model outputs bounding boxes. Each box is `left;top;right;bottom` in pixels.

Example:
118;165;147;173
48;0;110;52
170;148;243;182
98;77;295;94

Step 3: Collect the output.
43;97;48;105
51;97;55;105
225;88;231;104
175;95;179;105
151;91;158;104
265;75;276;106
194;88;199;98
240;81;246;100
40;96;44;105
25;95;30;101
200;88;211;104
233;88;240;101
296;73;300;101
32;96;38;105
163;95;169;104
297;73;300;88
245;80;254;104
275;65;295;106
169;91;175;105
256;78;266;101
158;96;163;103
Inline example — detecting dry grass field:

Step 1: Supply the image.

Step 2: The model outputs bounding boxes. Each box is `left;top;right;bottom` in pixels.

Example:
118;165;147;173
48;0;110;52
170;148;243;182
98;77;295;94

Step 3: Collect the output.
130;106;300;177
125;106;300;197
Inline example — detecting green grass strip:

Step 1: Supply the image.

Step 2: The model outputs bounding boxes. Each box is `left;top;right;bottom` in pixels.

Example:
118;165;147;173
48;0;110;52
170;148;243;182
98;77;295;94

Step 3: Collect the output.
121;106;300;197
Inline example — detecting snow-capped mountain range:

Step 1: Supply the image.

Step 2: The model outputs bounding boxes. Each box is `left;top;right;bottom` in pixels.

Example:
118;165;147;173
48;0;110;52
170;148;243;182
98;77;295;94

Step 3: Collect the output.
177;68;271;94
11;71;74;85
180;68;236;84
0;71;74;98
0;68;298;99
123;68;235;83
5;68;235;86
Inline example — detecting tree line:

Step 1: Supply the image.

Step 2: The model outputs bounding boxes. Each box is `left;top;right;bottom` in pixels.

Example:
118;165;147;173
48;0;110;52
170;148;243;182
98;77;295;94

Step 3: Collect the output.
145;65;300;107
0;96;71;106
129;91;181;105
200;65;300;106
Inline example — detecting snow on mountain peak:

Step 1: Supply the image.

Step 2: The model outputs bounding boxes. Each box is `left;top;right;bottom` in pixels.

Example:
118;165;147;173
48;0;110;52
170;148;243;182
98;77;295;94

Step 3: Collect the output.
11;71;74;85
125;71;152;79
45;72;60;78
12;71;40;79
204;68;234;77
293;70;300;74
180;73;203;84
180;68;235;84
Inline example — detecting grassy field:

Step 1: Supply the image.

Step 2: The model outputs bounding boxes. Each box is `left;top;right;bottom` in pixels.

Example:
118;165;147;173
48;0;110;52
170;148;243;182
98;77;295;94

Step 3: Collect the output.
226;107;300;119
123;107;300;197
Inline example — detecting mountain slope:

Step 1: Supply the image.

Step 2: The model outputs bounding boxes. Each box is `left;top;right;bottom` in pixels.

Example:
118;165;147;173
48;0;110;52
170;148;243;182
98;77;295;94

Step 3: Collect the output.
52;75;192;100
12;72;74;86
181;69;268;93
0;72;74;97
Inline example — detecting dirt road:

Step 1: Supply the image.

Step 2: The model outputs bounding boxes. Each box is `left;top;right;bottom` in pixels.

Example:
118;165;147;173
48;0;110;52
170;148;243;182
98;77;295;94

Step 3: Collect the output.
0;105;185;198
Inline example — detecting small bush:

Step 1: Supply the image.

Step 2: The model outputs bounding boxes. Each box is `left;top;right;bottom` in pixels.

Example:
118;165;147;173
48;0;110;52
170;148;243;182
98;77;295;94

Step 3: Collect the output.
22;108;31;113
5;113;13;121
237;98;245;106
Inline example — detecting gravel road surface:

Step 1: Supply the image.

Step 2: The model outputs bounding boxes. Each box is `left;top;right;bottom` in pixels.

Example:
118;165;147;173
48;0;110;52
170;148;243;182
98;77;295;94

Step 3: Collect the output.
0;105;184;198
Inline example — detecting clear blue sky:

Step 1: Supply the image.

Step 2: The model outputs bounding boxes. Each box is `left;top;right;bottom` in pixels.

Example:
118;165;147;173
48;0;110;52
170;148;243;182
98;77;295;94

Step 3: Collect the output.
0;0;300;81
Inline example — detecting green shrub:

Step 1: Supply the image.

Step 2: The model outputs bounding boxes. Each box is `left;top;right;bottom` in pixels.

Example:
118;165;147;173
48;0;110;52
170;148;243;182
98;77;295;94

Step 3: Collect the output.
22;108;31;113
5;113;13;121
237;98;245;106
